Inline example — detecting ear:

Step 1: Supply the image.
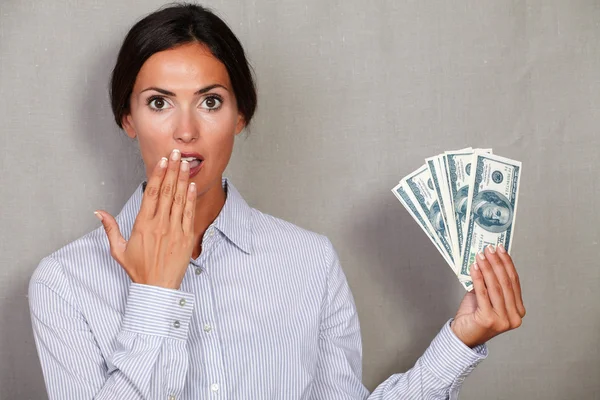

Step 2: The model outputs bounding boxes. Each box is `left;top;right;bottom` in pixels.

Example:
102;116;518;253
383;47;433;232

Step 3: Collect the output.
121;113;137;139
234;112;246;136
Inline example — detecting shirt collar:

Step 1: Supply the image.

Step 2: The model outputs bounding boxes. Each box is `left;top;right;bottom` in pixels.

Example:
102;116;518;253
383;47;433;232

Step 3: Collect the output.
116;177;253;254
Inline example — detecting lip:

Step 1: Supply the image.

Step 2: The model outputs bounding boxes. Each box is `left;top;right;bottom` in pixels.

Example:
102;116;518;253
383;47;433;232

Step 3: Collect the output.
180;151;204;160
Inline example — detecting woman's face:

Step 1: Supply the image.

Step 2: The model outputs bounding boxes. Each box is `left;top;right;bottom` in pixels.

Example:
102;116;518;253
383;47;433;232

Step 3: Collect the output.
122;42;245;196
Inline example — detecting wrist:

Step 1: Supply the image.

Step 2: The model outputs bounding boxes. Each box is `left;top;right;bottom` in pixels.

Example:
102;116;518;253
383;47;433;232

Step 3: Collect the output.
450;318;478;348
132;274;184;290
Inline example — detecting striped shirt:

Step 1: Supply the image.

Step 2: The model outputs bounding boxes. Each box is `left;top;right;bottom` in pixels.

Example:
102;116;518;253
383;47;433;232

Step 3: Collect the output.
29;178;487;400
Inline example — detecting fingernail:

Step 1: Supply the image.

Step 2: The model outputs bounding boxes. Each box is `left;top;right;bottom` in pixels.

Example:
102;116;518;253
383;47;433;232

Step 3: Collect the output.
94;211;103;222
487;244;496;254
171;149;181;161
190;182;196;192
498;243;506;253
159;157;168;168
180;160;189;172
472;263;479;271
477;252;485;261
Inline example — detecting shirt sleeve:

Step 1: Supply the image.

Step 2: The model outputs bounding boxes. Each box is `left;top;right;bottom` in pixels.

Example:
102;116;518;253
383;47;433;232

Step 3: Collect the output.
311;241;488;400
28;256;195;400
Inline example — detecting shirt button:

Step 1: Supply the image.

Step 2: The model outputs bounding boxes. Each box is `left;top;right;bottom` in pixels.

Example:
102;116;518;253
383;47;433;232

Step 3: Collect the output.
173;320;180;329
209;229;214;237
195;267;202;275
169;396;176;400
179;298;186;307
203;324;212;333
210;383;219;392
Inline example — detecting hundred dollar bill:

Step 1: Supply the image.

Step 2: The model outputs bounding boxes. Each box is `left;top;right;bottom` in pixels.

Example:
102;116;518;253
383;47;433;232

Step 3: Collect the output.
441;154;457;248
459;152;521;278
426;156;455;255
392;181;453;267
404;165;455;268
446;150;476;259
445;148;492;259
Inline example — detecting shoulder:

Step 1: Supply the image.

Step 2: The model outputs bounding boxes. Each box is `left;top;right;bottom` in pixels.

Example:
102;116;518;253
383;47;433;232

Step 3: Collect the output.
29;225;111;295
249;208;337;265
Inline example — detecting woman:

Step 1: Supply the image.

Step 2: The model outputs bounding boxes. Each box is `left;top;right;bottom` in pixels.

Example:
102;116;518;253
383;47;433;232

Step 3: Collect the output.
29;3;525;399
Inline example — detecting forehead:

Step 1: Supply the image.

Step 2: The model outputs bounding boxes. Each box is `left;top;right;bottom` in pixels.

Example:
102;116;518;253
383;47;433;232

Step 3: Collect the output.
133;42;231;91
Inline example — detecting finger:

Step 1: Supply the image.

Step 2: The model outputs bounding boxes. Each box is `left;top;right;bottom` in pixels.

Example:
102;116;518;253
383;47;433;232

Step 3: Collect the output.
156;149;181;220
497;244;526;318
181;182;196;236
139;157;168;219
471;262;493;314
476;251;507;317
169;160;190;228
94;210;126;263
485;245;522;328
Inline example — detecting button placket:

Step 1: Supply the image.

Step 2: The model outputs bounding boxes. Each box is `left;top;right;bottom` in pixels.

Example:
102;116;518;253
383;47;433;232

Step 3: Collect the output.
201;226;219;252
191;239;226;398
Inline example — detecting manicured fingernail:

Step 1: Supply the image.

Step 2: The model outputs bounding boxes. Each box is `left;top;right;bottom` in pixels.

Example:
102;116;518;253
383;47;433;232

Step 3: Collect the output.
477;252;485;261
487;244;496;254
189;182;196;192
94;211;103;221
159;157;168;168
171;149;180;161
180;160;189;171
498;243;506;253
472;263;479;271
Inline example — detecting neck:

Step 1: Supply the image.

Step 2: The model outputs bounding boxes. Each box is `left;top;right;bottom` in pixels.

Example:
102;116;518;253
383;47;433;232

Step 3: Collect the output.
191;177;226;258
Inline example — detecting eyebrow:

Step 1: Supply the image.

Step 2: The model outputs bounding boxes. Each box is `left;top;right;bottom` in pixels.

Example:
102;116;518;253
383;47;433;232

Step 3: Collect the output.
140;84;228;96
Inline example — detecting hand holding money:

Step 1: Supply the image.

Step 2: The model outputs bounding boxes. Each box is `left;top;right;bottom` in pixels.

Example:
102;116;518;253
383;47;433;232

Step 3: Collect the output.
450;244;525;347
392;147;525;347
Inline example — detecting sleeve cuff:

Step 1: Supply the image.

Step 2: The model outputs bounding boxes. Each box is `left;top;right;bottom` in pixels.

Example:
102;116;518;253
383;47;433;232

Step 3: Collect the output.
122;283;195;341
421;319;488;386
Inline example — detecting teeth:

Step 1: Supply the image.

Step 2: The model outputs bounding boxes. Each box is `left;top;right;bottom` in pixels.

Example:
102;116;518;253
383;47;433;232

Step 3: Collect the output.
181;156;199;162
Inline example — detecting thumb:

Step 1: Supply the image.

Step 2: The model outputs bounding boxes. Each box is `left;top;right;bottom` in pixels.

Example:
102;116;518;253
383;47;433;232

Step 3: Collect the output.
94;210;126;262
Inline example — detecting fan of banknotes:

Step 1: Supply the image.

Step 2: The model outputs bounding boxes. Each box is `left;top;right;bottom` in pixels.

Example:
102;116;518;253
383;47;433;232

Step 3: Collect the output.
392;148;522;291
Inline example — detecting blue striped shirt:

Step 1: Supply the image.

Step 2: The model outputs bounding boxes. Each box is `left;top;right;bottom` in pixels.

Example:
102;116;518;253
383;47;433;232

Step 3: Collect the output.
29;178;487;399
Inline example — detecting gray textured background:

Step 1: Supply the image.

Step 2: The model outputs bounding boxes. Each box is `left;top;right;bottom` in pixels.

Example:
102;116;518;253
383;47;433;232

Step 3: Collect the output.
1;0;599;399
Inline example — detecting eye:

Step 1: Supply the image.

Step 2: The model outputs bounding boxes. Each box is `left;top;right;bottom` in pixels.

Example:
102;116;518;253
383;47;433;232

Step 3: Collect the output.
147;96;172;112
201;95;223;111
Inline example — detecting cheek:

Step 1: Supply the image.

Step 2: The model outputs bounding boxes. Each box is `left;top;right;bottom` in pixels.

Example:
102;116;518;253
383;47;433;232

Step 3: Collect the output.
202;105;240;132
135;116;174;152
208;129;235;165
198;110;238;171
201;109;239;151
129;112;176;176
136;110;175;135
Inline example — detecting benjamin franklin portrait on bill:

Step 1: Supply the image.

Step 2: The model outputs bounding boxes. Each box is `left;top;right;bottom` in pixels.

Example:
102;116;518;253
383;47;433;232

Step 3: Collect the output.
455;188;513;233
470;190;513;233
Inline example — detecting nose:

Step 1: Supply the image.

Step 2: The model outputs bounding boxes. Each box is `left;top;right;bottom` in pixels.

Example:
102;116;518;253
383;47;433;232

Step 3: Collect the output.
173;110;199;144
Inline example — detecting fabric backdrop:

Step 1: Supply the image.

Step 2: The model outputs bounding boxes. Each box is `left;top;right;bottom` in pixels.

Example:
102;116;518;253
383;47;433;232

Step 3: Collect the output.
1;0;598;398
